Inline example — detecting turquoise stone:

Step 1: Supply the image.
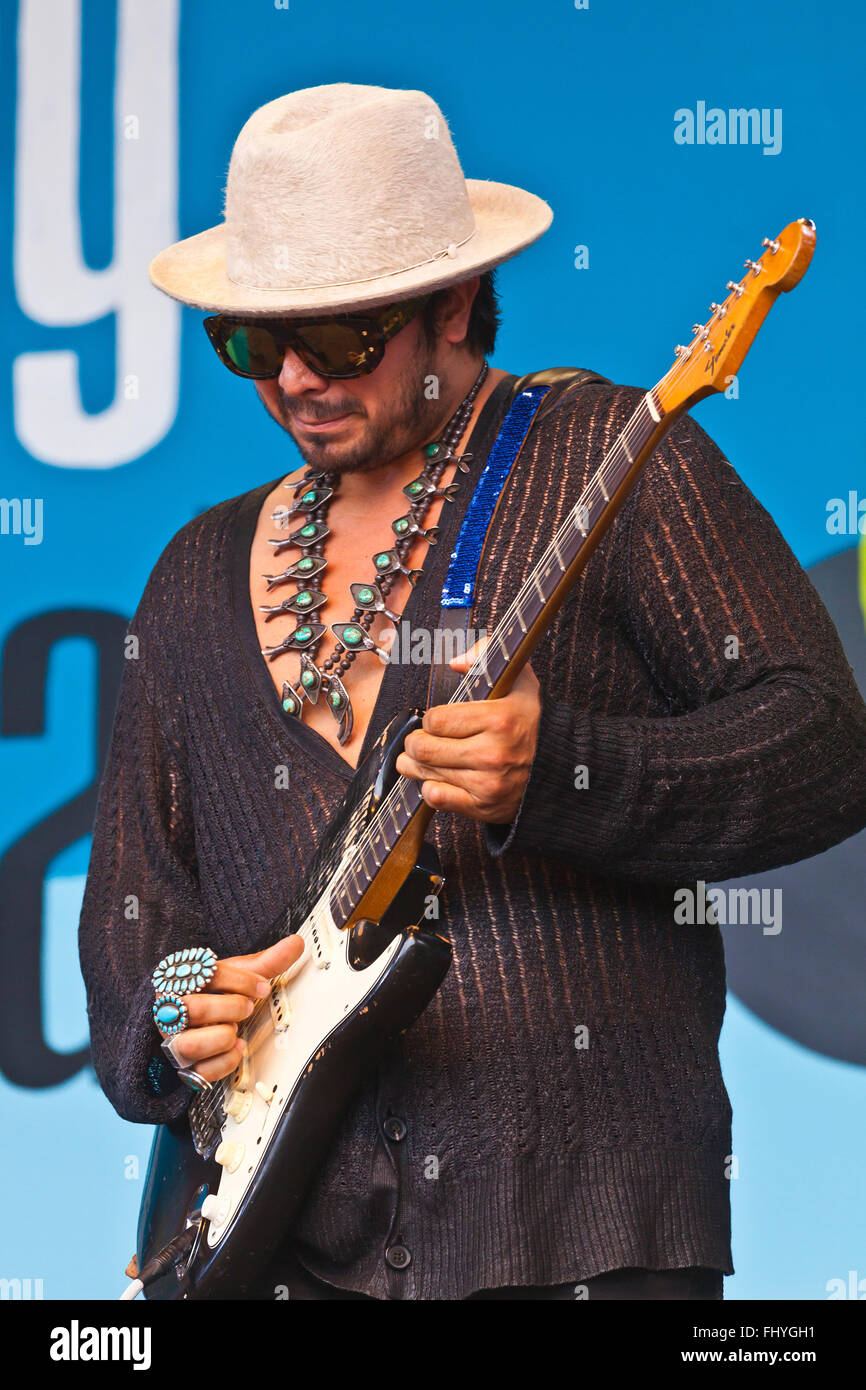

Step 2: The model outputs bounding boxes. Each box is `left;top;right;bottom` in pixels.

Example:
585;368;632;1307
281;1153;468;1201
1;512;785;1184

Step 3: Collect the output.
395;519;409;533
296;591;312;607
301;670;315;687
302;490;317;505
283;694;298;713
343;627;362;645
295;626;312;642
357;587;374;604
297;557;314;571
156;1002;180;1026
424;442;442;459
175;962;191;977
375;553;390;568
300;523;317;538
408;481;424;495
329;690;342;708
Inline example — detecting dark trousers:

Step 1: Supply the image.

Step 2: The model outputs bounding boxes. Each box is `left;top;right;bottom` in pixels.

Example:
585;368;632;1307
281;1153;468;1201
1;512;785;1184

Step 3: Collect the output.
275;1255;723;1301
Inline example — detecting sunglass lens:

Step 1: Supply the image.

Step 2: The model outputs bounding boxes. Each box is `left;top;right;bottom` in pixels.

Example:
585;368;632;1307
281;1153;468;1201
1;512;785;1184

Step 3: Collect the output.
221;323;285;377
292;322;382;377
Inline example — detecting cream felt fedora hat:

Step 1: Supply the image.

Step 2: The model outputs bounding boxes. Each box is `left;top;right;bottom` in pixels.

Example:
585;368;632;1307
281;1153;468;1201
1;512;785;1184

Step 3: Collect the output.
149;83;553;317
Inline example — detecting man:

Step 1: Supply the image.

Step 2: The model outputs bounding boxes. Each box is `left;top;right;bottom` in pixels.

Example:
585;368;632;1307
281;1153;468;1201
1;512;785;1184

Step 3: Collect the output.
79;83;866;1301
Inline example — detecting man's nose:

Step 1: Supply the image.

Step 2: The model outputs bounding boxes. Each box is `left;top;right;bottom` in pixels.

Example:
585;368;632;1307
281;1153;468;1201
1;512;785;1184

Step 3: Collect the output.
277;345;329;392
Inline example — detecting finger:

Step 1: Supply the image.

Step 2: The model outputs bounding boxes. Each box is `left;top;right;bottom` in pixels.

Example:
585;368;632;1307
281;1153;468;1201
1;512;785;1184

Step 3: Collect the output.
193;1045;246;1085
205;961;272;999
172;1023;239;1064
397;753;483;794
447;634;493;671
217;935;304;982
418;779;494;820
399;729;497;772
205;935;304;999
186;993;256;1027
419;696;523;740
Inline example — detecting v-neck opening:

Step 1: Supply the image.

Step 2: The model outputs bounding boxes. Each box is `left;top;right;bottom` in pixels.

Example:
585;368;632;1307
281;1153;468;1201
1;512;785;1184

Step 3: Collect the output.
229;374;518;783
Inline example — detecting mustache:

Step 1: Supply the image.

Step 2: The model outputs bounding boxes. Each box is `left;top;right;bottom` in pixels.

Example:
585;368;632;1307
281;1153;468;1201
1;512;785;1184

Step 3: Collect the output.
277;388;364;422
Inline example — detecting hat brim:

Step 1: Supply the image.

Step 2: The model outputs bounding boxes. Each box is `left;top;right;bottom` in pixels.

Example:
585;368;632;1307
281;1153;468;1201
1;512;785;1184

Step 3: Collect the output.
148;179;552;316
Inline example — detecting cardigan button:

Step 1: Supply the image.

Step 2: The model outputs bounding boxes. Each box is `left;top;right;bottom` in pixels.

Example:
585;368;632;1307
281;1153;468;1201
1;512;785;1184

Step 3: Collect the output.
385;1244;412;1270
384;1116;407;1142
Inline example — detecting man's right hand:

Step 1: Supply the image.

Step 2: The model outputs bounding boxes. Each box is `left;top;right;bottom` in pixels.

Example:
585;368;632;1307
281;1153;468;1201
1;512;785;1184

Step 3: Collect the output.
167;935;304;1084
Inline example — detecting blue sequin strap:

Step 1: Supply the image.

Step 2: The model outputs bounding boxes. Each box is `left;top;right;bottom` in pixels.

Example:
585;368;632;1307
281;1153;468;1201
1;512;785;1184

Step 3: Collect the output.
441;385;550;608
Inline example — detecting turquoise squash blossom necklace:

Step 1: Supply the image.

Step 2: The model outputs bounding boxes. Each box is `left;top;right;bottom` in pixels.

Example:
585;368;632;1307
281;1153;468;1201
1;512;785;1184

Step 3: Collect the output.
259;361;488;745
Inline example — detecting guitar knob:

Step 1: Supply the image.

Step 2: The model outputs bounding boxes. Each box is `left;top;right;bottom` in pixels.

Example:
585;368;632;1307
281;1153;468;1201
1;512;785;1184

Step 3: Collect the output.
215;1141;245;1173
201;1194;231;1227
223;1089;253;1121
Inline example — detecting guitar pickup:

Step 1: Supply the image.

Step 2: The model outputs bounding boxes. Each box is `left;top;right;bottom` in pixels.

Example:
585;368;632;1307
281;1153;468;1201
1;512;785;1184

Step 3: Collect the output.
269;983;292;1033
309;915;334;970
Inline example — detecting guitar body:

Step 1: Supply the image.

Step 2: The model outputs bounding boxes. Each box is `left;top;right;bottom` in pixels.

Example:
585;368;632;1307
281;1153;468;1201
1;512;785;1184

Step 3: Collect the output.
137;709;451;1300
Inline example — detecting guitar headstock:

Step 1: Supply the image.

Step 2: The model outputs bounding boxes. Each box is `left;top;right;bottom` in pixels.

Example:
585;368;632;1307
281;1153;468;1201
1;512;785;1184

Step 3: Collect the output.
655;217;817;417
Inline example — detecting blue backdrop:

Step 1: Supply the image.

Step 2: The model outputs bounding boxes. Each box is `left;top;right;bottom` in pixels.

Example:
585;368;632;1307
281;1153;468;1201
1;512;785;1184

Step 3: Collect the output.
1;0;864;1300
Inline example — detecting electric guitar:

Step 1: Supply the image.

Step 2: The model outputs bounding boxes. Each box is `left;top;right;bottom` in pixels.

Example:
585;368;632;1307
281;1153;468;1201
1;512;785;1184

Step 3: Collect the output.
135;218;816;1299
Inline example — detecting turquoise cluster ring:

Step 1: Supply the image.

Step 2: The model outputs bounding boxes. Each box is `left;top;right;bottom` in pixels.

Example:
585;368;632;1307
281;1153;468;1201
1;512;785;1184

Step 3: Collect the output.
152;992;189;1037
151;945;217;996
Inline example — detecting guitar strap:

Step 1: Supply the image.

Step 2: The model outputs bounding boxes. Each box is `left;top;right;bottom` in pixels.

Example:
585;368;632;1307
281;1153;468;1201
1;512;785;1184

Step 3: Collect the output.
425;367;610;708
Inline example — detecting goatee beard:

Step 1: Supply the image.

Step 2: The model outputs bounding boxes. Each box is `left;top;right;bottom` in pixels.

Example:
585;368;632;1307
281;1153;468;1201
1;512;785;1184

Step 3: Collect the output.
274;344;447;476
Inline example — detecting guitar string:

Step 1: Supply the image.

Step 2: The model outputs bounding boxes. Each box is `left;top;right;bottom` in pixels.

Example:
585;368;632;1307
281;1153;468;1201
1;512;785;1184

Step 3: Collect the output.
197;283;754;1122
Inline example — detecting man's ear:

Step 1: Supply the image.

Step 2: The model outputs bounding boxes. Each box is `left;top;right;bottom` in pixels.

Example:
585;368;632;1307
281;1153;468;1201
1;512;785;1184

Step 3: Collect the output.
437;276;480;346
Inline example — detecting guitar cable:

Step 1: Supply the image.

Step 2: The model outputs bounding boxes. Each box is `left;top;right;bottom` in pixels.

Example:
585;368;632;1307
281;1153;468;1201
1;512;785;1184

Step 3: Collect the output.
118;1224;199;1300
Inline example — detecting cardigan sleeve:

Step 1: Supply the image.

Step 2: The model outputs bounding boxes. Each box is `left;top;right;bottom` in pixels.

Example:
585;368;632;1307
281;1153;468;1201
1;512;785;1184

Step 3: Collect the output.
78;601;213;1125
485;406;866;883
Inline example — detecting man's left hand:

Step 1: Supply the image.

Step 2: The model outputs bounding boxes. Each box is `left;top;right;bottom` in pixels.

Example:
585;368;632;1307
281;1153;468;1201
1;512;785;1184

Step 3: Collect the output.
395;639;542;824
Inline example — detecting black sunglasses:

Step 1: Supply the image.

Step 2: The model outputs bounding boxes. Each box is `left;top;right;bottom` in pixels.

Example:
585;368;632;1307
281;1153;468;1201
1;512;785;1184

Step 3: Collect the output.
203;295;432;381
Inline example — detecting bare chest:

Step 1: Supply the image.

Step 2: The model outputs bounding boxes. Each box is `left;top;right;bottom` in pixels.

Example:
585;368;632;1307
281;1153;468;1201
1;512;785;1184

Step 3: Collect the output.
248;478;451;769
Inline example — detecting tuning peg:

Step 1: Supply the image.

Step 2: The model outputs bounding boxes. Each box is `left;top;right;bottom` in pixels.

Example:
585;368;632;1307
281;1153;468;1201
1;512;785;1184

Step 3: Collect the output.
744;259;762;275
709;302;727;318
691;324;710;340
761;236;780;254
674;344;692;358
726;281;745;298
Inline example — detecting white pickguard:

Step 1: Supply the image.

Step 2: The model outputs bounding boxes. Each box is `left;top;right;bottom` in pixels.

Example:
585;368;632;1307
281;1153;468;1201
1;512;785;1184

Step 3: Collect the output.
202;862;402;1248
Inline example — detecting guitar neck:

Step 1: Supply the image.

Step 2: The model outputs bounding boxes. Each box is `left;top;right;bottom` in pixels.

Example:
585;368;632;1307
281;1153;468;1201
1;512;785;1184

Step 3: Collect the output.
329;383;678;931
448;386;675;703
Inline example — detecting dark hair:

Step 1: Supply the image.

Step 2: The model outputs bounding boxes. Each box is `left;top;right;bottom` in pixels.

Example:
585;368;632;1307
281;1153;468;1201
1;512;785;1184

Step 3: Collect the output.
420;269;501;357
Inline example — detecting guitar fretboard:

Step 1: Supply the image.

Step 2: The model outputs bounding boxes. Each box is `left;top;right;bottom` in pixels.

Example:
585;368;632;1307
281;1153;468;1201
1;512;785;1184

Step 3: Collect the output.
329;388;663;928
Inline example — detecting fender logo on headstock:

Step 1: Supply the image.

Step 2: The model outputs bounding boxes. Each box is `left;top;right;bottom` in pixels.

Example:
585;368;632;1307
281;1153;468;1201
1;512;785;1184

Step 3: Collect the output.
704;320;736;375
